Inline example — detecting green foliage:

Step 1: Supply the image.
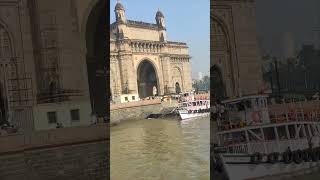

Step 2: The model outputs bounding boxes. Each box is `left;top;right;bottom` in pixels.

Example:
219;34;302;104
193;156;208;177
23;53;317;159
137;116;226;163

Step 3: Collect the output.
193;75;210;92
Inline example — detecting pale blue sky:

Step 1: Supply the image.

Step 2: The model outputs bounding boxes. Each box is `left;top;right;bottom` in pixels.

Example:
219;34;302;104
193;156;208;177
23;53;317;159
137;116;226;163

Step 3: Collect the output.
110;0;210;79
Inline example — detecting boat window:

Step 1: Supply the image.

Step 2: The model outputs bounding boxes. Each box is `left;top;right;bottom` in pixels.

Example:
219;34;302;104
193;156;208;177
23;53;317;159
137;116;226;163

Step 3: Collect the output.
222;133;233;145
248;129;262;142
298;125;305;138
229;104;236;111
295;111;302;121
237;103;245;111
304;124;311;137
232;131;246;144
277;126;288;140
263;127;275;141
245;101;251;109
310;125;315;136
288;125;296;139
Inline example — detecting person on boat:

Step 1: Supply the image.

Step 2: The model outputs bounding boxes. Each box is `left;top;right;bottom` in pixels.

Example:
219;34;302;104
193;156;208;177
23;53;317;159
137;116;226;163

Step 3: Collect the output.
212;104;217;113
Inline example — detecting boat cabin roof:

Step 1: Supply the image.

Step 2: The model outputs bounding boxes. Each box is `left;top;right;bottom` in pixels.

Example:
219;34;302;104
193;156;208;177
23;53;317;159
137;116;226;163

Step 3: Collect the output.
221;94;269;104
216;121;317;135
181;100;209;104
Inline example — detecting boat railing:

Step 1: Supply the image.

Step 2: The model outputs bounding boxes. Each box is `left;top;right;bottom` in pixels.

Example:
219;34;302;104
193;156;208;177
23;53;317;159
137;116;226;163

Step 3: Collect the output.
216;143;248;154
219;138;311;154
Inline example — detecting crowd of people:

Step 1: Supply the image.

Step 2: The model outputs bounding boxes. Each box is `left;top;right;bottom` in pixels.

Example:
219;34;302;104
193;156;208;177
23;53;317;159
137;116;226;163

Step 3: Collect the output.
211;102;226;120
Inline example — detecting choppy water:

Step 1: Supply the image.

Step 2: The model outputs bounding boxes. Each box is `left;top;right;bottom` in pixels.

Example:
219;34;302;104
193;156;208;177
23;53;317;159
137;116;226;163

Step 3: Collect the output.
111;117;210;180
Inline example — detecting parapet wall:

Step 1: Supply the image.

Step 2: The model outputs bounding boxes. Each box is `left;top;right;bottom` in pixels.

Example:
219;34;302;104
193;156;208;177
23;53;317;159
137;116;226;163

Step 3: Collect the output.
0;125;109;180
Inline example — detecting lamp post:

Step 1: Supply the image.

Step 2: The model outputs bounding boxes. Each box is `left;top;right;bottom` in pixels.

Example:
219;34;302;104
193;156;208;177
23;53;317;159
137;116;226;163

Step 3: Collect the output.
273;57;281;96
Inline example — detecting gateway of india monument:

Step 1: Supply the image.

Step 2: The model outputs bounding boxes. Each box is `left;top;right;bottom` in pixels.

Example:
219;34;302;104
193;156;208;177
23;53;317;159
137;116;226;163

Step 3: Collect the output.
110;1;193;102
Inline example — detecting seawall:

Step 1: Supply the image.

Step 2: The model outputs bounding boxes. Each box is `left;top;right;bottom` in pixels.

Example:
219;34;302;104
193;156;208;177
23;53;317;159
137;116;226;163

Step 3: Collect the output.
0;125;109;180
110;99;178;125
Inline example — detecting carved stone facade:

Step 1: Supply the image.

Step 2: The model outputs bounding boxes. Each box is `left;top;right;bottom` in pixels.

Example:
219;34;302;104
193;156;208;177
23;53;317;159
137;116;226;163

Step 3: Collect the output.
211;0;263;98
0;0;106;130
110;2;192;99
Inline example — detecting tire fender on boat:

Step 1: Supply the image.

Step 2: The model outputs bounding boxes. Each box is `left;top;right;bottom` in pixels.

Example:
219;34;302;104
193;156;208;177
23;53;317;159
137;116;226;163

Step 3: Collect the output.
302;149;312;162
317;148;320;161
311;149;320;162
293;150;303;164
251;152;263;164
267;153;275;163
283;151;292;164
268;152;279;163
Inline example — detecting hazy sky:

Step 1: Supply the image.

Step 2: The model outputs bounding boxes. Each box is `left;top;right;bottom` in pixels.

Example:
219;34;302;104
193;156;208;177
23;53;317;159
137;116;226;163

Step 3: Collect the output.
110;0;210;79
256;0;320;57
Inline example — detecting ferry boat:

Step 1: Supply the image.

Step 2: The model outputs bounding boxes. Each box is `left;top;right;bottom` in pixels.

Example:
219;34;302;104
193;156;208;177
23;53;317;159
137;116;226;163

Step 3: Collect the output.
177;100;210;120
212;94;320;180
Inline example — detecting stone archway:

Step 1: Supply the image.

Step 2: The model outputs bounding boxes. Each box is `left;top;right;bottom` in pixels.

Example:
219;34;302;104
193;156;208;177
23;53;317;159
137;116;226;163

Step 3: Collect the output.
85;0;108;119
0;83;8;125
172;67;183;93
0;23;15;125
137;60;159;98
211;15;237;97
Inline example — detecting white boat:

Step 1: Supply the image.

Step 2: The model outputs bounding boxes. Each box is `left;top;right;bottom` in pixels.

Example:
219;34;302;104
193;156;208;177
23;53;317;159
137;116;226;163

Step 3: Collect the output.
177;100;210;120
213;94;320;180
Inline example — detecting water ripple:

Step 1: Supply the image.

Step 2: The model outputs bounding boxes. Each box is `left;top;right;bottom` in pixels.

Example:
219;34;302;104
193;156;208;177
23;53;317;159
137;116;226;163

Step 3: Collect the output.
111;117;210;180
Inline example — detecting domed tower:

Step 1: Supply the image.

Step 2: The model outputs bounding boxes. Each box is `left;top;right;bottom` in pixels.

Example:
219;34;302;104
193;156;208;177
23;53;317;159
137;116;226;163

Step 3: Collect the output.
155;9;167;42
114;0;127;39
155;10;165;28
114;0;126;24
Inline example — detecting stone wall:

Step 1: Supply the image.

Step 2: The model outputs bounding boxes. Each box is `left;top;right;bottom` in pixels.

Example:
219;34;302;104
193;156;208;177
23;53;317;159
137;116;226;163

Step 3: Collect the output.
110;100;164;125
0;125;109;180
211;0;263;97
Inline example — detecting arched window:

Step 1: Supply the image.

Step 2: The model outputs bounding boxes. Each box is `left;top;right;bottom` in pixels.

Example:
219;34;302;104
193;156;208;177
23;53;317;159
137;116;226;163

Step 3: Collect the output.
0;26;12;58
175;82;181;94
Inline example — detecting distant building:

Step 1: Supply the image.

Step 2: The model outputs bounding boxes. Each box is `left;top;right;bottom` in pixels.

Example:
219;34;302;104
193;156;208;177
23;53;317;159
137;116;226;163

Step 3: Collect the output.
198;72;203;80
283;32;295;59
263;44;320;97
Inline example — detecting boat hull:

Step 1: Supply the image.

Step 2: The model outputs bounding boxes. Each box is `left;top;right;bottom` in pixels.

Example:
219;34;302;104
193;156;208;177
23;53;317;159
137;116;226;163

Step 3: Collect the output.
217;153;320;180
178;110;209;120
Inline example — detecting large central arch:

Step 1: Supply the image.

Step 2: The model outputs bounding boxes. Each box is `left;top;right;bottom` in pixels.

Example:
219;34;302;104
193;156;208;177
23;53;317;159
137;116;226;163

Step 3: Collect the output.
137;60;159;98
85;0;108;119
211;15;237;97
